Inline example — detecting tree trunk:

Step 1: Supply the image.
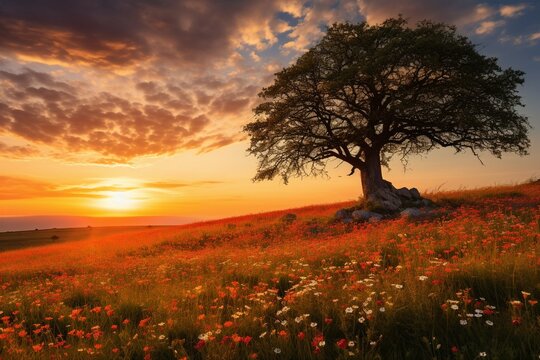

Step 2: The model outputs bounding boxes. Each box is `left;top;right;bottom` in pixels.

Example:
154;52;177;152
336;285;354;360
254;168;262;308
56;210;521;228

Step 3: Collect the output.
359;150;403;212
360;150;385;199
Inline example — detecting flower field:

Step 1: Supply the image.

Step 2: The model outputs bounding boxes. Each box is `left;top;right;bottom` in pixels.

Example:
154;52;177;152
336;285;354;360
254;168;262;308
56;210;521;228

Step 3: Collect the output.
0;183;539;359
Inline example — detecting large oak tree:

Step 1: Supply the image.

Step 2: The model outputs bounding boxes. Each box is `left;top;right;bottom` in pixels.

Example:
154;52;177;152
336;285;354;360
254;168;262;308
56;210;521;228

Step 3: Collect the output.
244;18;529;211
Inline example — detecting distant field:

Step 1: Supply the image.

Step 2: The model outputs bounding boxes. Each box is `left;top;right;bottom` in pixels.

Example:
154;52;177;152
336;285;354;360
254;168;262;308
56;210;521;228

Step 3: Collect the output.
0;183;538;359
0;226;169;252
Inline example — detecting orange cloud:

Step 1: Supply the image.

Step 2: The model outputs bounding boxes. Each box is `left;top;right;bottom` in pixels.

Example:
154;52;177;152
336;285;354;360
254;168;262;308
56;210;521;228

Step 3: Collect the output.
0;176;224;201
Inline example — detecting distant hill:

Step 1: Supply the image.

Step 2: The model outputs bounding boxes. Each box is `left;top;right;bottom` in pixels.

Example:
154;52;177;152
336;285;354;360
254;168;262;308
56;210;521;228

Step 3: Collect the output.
0;215;197;232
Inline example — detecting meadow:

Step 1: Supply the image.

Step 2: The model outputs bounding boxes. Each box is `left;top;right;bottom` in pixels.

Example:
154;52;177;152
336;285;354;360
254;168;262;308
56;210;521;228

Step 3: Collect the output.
0;227;168;253
0;183;538;359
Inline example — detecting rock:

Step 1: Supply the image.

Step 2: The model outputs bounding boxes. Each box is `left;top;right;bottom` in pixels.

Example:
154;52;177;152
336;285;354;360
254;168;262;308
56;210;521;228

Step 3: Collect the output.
421;199;433;207
368;188;402;212
368;213;383;223
335;209;351;220
400;208;422;218
395;187;413;200
351;210;375;221
409;188;421;200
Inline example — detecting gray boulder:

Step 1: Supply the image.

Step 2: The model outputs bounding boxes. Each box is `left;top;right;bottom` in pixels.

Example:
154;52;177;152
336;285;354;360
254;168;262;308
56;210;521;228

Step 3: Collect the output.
400;208;422;218
395;187;413;200
368;213;383;223
409;188;421;200
368;188;402;212
351;210;374;221
335;209;351;220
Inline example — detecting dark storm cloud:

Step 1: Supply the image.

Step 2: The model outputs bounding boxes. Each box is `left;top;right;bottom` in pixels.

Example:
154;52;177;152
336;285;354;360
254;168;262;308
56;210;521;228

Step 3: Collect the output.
0;0;286;68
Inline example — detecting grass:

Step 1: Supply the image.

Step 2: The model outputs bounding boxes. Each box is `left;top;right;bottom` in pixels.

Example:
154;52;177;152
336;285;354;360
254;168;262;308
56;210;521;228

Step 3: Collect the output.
0;183;538;359
0;226;169;252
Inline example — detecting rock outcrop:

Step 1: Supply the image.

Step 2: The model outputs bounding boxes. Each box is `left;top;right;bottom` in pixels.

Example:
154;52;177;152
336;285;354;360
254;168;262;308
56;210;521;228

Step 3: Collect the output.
334;181;433;224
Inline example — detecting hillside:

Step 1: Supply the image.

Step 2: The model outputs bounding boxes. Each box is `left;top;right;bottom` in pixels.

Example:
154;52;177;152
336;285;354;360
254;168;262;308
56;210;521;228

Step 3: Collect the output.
0;183;539;359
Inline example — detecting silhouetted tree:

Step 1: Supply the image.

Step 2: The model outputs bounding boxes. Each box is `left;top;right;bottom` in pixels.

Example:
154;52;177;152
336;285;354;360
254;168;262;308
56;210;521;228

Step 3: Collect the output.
245;18;529;211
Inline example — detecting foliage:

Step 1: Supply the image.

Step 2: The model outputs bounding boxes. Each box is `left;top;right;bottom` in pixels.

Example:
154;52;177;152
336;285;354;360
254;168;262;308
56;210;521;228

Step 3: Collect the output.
245;18;530;185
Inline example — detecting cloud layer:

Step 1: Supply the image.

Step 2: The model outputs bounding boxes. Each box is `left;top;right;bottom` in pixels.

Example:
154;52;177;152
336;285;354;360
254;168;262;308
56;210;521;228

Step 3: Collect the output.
0;0;533;164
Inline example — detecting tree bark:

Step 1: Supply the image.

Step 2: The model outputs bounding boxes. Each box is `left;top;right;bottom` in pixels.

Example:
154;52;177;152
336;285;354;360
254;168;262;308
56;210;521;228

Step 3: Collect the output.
359;150;404;212
360;150;385;199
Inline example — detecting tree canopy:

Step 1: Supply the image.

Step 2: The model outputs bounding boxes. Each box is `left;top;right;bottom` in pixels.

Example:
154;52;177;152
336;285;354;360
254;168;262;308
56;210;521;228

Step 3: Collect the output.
244;17;529;209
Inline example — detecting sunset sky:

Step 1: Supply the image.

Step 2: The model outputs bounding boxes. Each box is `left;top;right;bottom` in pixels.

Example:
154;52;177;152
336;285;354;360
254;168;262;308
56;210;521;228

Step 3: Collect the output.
0;0;539;223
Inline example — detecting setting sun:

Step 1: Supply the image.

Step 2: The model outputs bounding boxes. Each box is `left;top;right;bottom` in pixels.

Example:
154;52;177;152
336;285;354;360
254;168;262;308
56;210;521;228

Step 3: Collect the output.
99;191;137;211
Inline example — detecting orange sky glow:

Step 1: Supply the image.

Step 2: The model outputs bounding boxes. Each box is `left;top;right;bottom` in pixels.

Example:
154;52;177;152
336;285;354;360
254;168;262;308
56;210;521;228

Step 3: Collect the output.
0;0;538;226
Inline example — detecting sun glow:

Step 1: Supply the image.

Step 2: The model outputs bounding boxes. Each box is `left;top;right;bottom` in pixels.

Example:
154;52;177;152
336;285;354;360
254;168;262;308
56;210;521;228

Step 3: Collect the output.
100;191;137;211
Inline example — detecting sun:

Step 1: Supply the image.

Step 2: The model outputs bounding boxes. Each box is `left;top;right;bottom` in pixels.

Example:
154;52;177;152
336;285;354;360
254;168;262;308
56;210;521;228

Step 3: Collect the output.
100;191;136;211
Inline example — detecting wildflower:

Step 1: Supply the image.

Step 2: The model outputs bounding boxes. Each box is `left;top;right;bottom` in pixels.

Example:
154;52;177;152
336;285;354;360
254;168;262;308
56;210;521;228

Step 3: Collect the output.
243;336;252;345
297;332;305;340
294;316;303;323
32;344;44;352
459;319;467;325
274;348;281;354
418;275;428;281
479;352;487;357
138;317;151;328
318;340;326;347
94;344;103;350
158;335;166;340
310;322;317;328
259;332;267;338
337;339;347;349
510;300;522;308
224;321;234;328
18;330;27;337
358;317;366;323
324;318;333;324
194;340;205;350
345;307;353;313
450;304;459;310
521;291;531;299
485;320;494;326
379;307;385;312
483;308;495;315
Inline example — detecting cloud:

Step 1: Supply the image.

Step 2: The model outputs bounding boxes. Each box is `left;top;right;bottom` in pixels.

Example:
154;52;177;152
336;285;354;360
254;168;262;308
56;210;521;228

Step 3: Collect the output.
0;0;302;70
475;20;505;35
356;0;494;26
0;141;38;157
0;68;249;163
530;32;540;41
0;176;102;200
499;4;527;18
0;176;224;200
283;0;360;52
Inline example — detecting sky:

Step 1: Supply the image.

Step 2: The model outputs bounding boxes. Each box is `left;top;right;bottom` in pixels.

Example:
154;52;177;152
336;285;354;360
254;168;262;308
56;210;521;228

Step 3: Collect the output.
0;0;539;223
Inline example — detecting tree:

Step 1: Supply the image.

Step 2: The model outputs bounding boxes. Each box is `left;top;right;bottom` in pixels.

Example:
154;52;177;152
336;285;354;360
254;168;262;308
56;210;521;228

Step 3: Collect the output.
244;18;530;212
